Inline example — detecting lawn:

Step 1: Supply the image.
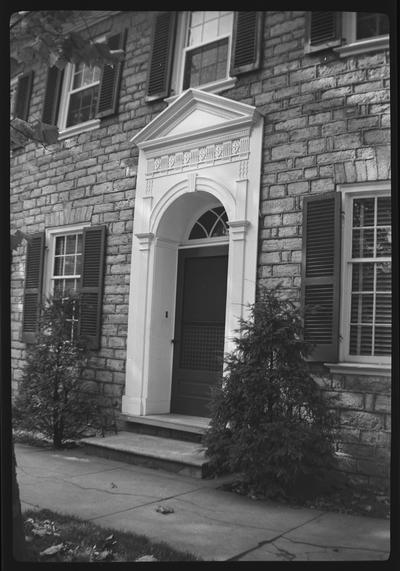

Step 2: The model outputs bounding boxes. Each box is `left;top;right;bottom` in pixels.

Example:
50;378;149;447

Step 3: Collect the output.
22;508;202;562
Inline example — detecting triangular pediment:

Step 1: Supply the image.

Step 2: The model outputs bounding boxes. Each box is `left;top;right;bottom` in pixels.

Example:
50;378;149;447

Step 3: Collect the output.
131;89;257;149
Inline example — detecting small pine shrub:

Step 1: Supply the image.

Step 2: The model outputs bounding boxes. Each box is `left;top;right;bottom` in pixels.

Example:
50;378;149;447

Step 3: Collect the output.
203;287;338;500
13;294;116;448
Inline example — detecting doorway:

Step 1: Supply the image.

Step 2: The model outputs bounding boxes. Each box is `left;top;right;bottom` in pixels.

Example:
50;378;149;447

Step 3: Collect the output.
171;245;228;417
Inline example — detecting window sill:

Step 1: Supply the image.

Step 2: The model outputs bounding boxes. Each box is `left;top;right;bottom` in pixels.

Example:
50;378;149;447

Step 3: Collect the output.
58;119;101;140
334;36;389;57
325;362;391;376
165;77;238;105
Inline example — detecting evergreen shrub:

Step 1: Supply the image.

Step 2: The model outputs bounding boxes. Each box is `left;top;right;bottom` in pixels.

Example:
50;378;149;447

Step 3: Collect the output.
13;295;116;448
203;288;339;499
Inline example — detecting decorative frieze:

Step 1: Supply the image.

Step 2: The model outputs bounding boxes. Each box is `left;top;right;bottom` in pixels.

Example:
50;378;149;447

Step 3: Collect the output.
146;136;250;178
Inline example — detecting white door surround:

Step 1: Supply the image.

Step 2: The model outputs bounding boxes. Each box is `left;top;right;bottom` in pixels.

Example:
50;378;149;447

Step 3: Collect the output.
122;89;263;417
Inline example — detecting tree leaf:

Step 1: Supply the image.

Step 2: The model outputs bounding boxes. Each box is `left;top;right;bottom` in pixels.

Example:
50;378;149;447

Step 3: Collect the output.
40;543;64;556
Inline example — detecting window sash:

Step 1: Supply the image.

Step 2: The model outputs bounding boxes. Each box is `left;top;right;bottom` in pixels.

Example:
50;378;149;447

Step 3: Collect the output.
342;12;389;45
177;11;233;92
57;37;105;131
340;186;391;364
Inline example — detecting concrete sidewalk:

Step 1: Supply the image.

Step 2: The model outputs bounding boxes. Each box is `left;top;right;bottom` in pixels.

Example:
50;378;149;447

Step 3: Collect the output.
15;443;390;561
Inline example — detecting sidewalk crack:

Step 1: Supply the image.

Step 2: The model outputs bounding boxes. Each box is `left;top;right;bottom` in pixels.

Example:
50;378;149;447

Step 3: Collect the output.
226;511;324;561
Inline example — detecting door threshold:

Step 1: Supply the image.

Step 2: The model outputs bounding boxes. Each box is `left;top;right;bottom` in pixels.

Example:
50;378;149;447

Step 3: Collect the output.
121;413;210;435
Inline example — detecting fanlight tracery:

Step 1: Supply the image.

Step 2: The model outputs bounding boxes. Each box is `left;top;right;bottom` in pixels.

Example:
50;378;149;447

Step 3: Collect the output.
188;206;228;240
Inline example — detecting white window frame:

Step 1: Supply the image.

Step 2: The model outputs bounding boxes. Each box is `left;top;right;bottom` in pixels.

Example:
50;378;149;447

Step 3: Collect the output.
335;12;389;57
57;35;106;139
168;11;237;102
10;76;19;117
44;224;90;298
338;182;391;367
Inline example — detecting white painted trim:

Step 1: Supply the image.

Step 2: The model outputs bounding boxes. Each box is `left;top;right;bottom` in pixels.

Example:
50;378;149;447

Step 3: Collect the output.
165;78;237;105
123;89;263;417
337;183;391;366
335;36;389;57
44;223;90;298
58;119;101;140
325;363;391;376
171;11;235;97
337;12;389;56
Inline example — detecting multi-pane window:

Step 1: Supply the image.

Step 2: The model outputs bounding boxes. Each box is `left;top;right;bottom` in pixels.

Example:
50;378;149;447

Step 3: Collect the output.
189;206;229;240
183;11;234;90
356;12;389;40
51;233;83;338
349;196;391;357
65;63;101;128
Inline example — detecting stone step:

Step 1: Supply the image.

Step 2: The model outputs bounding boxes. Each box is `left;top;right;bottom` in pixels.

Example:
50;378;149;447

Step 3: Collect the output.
80;431;209;479
120;413;210;443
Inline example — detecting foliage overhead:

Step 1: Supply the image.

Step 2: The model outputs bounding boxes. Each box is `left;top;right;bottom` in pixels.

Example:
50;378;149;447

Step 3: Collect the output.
203;287;339;500
10;11;125;148
10;11;124;74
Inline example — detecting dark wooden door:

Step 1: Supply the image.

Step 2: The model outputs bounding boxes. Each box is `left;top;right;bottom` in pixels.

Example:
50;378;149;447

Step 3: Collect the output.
171;246;228;417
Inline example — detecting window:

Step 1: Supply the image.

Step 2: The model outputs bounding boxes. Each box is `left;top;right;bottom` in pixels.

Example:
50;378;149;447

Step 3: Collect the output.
64;63;101;128
22;225;106;348
355;12;389;40
301;186;391;369
189;206;229;240
340;11;389;55
42;31;126;137
47;230;84;339
307;12;389;55
341;186;391;364
147;12;263;101
181;12;234;91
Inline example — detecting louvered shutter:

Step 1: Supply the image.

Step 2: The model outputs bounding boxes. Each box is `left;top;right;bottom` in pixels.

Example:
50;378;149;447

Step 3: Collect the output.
42;66;64;125
146;12;177;102
13;71;34;121
22;233;45;343
306;12;341;52
78;226;106;350
96;30;127;119
231;12;264;75
301;192;341;362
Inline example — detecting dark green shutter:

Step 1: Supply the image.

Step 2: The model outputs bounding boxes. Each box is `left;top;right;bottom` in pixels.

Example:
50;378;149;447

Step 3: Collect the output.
14;71;34;121
96;30;127;119
42;66;64;125
306;12;341;52
22;233;45;343
146;12;177;102
301;192;341;362
78;226;106;350
231;12;264;75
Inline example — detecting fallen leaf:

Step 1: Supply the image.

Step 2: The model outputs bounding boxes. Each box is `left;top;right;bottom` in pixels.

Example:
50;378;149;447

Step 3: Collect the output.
96;550;112;561
135;555;158;562
156;505;174;515
40;543;64;557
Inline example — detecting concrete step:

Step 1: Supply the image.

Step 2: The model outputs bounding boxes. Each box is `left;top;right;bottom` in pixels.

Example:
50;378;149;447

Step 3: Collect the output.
120;413;210;443
80;431;210;479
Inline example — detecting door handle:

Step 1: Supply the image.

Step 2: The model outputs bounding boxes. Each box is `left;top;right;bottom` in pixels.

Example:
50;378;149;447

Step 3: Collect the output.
171;339;179;344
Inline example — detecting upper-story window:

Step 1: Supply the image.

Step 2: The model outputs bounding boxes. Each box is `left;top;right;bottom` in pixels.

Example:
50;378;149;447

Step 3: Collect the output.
356;12;389;40
146;11;263;101
307;11;389;56
62;63;102;129
182;12;234;91
41;30;126;139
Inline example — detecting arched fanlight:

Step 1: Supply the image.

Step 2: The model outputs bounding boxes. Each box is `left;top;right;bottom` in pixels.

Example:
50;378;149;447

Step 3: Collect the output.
189;206;228;240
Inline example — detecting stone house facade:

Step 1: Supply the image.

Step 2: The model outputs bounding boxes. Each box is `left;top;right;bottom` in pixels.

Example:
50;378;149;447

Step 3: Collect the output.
10;11;392;492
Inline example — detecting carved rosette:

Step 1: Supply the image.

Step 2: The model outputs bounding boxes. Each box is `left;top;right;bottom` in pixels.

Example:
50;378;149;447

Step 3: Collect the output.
146;136;250;178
